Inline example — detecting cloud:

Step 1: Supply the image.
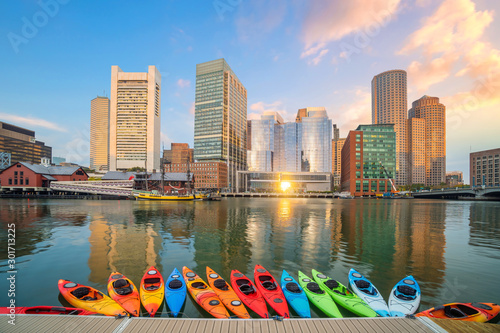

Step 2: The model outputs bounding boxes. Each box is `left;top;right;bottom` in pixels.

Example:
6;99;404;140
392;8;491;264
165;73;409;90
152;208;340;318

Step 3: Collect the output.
333;89;372;136
177;79;191;88
189;102;195;115
310;49;329;66
0;112;68;132
249;101;293;121
407;53;459;91
301;0;400;61
235;0;287;43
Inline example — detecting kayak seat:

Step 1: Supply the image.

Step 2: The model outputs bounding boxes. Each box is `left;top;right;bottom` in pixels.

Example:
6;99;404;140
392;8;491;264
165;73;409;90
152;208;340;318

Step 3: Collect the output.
285;282;301;294
262;281;277;290
307;282;325;294
71;287;90;299
395;285;416;300
444;306;467;318
191;282;207;289
457;304;480;316
355;280;376;295
324;279;339;290
115;286;132;295
169;280;183;290
113;279;132;295
239;284;255;295
213;279;229;291
144;278;161;284
113;279;129;288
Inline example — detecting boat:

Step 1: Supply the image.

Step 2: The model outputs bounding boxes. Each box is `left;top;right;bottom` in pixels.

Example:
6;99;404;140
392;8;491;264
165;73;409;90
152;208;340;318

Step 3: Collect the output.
416;302;500;322
0;306;95;316
165;268;187;317
206;266;251;319
348;269;390;317
136;191;196;201
182;266;229;319
388;276;421;317
140;266;165;317
297;271;342;318
281;270;311;318
57;279;127;317
253;265;289;318
107;272;140;317
230;270;269;318
312;269;377;317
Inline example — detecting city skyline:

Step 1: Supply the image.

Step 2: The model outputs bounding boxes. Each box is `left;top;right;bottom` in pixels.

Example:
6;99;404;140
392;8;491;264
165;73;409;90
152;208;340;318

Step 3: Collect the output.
2;0;500;182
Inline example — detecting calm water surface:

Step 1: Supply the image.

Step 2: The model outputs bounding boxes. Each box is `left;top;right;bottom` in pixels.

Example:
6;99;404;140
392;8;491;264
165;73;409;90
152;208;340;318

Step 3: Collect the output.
1;198;499;318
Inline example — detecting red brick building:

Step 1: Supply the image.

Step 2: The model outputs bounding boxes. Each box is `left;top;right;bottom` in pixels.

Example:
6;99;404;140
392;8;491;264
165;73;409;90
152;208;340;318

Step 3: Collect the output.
0;162;88;191
164;162;227;190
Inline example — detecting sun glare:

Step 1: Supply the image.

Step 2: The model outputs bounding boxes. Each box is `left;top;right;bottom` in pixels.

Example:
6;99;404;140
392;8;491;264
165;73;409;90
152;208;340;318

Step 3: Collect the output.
280;181;291;192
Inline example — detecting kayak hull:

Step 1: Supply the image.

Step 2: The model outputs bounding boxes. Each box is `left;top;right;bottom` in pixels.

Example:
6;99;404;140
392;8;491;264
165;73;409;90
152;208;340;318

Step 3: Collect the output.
416;302;500;322
230;269;269;318
107;272;140;317
281;270;311;318
140;266;165;317
297;271;342;318
57;279;127;317
388;276;421;317
182;266;229;319
348;269;390;317
206;266;250;319
0;306;95;316
165;268;187;317
254;265;289;318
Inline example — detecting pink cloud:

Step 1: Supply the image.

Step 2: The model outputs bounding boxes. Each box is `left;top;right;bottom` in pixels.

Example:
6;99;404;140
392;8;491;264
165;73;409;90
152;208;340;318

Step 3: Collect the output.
177;79;191;88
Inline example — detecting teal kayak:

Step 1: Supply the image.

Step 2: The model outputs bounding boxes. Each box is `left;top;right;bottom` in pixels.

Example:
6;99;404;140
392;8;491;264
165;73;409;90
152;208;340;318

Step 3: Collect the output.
297;271;342;318
281;270;311;318
312;269;377;317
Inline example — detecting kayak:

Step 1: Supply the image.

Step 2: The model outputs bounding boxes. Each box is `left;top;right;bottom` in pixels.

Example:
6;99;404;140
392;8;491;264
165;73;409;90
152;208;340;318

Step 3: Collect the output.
388;276;421;317
0;306;95;316
348;269;390;317
165;267;187;317
206;266;251;319
254;265;289;318
58;279;127;317
416;302;500;322
297;271;342;318
182;266;229;319
281;270;311;318
230;269;269;318
312;269;377;317
140;266;165;317
107;272;140;317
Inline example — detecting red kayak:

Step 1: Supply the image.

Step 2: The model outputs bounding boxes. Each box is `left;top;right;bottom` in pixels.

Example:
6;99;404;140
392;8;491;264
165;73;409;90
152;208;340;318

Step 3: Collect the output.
253;265;289;318
0;306;95;315
230;270;269;318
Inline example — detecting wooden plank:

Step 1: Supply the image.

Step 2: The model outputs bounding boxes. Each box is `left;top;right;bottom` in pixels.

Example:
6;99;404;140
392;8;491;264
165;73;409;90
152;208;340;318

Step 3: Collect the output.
431;318;500;333
295;319;313;333
281;319;297;333
374;318;402;333
312;319;332;333
211;319;223;333
241;318;254;333
330;318;354;333
200;319;215;333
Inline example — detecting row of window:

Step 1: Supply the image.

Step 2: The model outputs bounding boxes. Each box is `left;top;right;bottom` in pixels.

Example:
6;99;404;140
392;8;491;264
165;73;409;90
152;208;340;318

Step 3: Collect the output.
8;178;29;185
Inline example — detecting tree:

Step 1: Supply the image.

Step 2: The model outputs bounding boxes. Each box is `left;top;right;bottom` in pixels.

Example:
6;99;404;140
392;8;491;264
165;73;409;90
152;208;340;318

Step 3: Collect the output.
127;167;145;172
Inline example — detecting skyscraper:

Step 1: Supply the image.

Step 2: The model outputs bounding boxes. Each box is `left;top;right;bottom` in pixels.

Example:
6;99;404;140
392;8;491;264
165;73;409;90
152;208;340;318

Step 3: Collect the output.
90;96;109;171
372;70;408;186
300;108;332;173
109;66;161;172
408;95;446;186
407;118;426;185
247;112;282;172
194;59;247;191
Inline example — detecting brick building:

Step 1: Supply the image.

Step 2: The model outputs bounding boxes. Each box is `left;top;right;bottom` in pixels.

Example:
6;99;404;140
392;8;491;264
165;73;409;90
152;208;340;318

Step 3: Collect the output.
470;148;500;187
163;143;193;164
164;162;227;190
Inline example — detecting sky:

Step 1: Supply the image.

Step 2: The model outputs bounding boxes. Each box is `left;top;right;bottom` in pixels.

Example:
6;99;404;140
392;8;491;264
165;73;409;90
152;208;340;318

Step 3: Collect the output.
1;0;500;183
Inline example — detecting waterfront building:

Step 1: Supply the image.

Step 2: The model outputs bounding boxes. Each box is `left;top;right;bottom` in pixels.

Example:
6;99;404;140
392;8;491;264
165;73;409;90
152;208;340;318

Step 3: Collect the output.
237;171;332;192
408;95;446;186
90;96;110;172
109;65;161;172
470;148;500;187
332;124;344;187
299;108;332;173
247;112;283;172
163;143;193;165
247;120;252;150
0;121;52;170
341;124;396;196
446;171;464;186
372;70;408;186
164;161;228;190
194;59;247;191
408;118;426;185
0;162;88;191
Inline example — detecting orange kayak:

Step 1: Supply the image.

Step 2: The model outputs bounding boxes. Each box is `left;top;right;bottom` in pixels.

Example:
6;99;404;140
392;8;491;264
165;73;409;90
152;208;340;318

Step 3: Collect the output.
183;266;229;319
107;272;140;317
206;266;251;319
58;279;127;317
140;266;165;317
416;302;500;322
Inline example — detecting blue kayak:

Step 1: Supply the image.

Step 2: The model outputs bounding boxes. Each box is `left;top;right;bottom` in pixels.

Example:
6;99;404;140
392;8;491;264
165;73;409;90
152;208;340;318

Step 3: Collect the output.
348;269;390;317
165;267;187;317
281;270;311;318
388;275;421;317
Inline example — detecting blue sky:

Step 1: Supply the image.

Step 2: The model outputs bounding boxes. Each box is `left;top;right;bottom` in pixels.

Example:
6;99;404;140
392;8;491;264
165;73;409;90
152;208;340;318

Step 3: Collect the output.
1;0;500;182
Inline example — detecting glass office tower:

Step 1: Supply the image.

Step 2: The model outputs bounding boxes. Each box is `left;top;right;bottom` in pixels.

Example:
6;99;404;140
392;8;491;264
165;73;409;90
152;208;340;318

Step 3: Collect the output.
300;108;332;173
248;112;282;172
194;59;247;191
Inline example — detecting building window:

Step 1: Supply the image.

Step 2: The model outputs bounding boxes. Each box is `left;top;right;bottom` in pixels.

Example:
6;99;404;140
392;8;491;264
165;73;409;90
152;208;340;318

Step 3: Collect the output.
16;164;21;168
14;171;18;176
14;179;18;185
26;178;29;185
8;179;12;185
20;179;23;185
20;171;24;176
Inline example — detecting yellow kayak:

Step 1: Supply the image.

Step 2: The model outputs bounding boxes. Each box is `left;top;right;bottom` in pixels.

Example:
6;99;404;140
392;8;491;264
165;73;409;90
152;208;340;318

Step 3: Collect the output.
140;266;165;316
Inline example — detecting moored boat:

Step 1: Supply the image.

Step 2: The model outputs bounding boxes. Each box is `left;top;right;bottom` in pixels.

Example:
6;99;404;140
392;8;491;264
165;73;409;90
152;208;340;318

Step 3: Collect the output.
388;275;421;317
254;265;289;318
230;270;269;318
281;270;311;318
416;302;500;322
348;269;390;317
140;266;165;317
297;271;342;318
165;268;187;317
0;306;95;316
107;272;140;317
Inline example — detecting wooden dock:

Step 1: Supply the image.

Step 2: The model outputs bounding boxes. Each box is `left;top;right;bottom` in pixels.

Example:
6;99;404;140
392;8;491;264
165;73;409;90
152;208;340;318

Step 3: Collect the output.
2;315;499;333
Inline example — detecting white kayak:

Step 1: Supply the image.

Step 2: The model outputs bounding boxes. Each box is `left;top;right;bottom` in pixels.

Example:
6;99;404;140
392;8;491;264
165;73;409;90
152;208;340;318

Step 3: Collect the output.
388;275;421;317
348;269;390;317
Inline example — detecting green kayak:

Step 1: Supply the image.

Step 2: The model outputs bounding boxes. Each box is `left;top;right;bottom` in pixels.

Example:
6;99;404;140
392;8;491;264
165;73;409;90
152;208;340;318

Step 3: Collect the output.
297;271;342;318
312;269;377;317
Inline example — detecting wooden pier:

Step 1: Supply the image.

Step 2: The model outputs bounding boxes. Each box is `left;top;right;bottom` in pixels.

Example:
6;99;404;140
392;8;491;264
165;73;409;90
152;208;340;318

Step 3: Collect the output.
2;315;499;333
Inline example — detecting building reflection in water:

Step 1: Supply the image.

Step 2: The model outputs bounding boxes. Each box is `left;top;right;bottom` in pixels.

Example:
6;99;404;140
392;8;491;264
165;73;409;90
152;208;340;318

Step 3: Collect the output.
469;203;500;255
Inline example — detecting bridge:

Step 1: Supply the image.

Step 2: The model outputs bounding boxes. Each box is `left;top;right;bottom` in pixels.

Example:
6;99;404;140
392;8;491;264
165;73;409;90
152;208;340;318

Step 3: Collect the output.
50;180;134;197
412;186;500;200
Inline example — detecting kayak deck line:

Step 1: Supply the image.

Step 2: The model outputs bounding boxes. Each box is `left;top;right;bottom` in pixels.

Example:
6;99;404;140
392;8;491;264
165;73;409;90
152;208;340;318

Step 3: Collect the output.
2;314;498;332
